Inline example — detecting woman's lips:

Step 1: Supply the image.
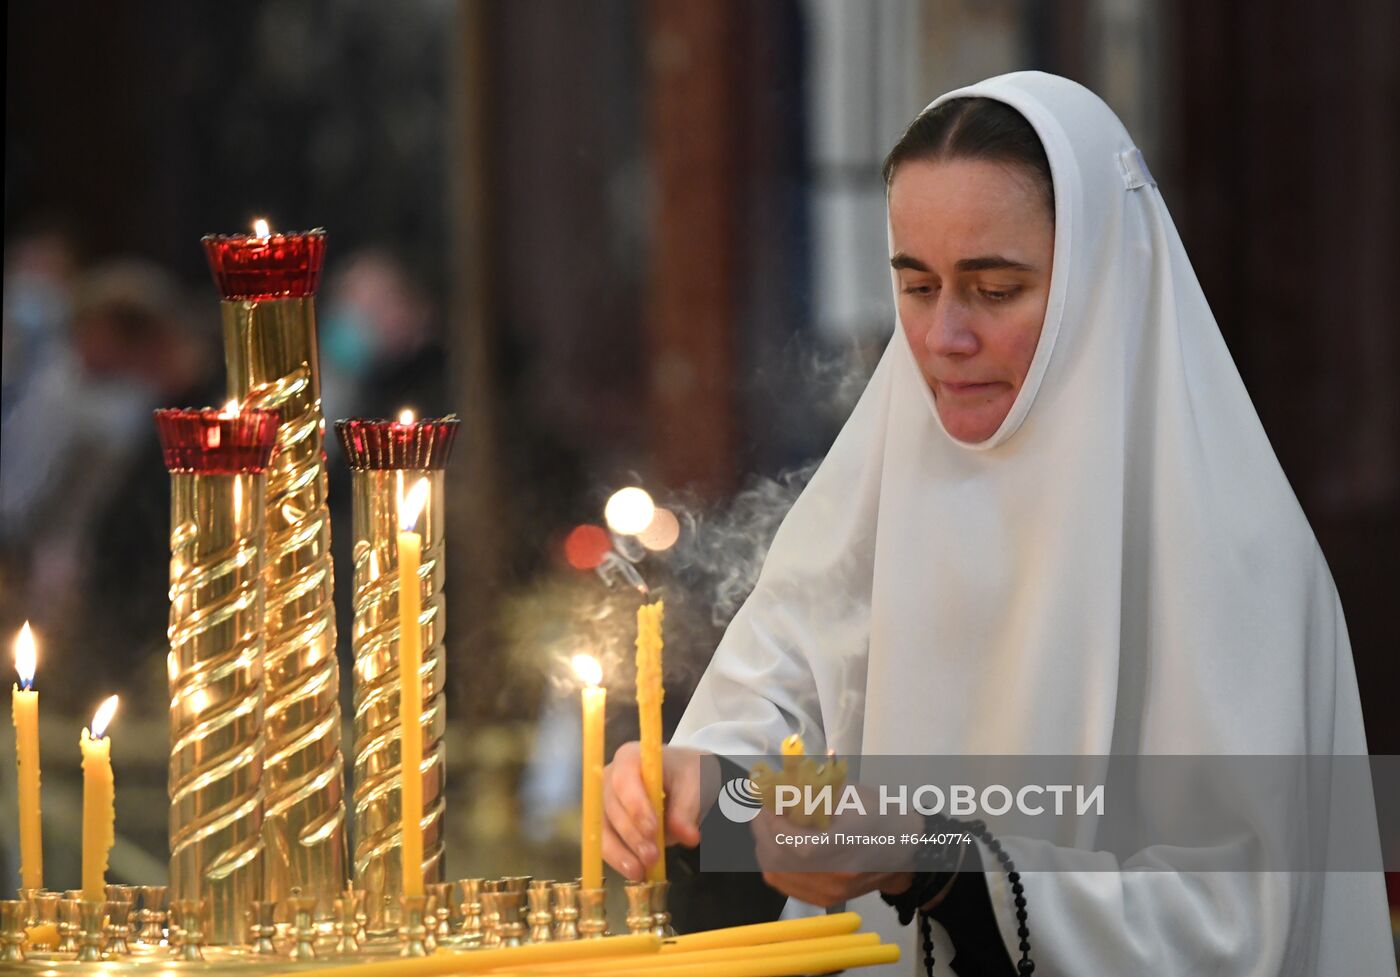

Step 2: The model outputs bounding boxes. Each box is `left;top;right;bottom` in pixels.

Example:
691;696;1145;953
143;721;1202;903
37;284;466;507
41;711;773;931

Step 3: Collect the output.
938;379;1004;395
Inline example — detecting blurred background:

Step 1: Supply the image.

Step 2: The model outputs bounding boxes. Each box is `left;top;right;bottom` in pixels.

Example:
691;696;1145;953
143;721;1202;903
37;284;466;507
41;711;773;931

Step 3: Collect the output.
3;0;1397;936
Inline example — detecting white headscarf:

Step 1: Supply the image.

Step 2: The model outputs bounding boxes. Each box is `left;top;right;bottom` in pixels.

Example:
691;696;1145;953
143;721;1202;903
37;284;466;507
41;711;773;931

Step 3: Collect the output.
673;71;1394;976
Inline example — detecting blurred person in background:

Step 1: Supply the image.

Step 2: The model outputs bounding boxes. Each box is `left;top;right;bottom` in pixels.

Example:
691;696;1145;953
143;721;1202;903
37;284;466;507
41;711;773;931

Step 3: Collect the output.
2;258;220;706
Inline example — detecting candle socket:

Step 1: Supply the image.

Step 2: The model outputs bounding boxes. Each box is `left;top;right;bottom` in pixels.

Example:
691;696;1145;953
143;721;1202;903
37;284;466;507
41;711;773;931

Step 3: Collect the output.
552;882;580;941
104;899;133;955
337;427;456;930
0;901;26;962
527;880;554;942
76;899;106;962
247;900;278;954
498;884;529;940
173;898;206;962
399;894;432;957
31;890;60;934
138;885;168;945
576;887;608;939
624;883;652;935
646;880;674;937
57;897;80;953
342;884;368;944
16;888;41;927
287;892;319;960
333;896;360;954
214;270;348;913
428;882;454;942
455;878;484;946
480;882;502;948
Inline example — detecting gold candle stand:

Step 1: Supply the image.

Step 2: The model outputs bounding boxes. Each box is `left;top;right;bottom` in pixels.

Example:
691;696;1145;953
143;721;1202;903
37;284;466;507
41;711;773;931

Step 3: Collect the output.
204;230;348;912
336;416;459;931
158;407;281;944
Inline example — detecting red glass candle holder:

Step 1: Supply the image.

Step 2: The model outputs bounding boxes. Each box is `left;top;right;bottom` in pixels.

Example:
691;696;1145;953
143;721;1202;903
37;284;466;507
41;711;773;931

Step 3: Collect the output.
155;408;281;474
335;416;460;471
201;229;327;301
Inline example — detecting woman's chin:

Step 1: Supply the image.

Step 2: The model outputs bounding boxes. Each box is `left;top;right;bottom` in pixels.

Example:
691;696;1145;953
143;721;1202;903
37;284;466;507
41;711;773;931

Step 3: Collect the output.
936;404;1010;443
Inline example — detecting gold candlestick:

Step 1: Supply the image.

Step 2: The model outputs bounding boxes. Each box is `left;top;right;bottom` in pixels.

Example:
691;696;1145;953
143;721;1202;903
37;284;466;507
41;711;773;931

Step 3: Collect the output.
337;417;458;930
456;878;484;946
158;407;279;943
577;887;608;939
76;899;105;962
0;901;25;962
552;881;580;941
205;228;347;912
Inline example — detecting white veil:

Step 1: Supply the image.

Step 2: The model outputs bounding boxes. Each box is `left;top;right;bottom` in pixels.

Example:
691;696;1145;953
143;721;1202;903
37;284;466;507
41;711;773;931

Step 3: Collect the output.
672;71;1394;976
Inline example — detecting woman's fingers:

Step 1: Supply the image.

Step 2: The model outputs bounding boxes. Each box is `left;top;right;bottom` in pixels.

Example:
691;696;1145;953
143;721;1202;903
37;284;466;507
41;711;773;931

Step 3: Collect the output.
603;822;644;881
663;750;702;847
604;759;659;866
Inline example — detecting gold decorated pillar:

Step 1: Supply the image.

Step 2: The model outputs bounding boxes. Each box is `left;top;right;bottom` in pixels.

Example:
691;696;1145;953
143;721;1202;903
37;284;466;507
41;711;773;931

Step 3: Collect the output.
203;229;347;911
336;416;457;932
157;406;280;943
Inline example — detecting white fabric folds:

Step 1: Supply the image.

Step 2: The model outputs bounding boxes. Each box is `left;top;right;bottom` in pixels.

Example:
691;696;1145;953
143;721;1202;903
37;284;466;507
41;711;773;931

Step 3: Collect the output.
673;71;1394;976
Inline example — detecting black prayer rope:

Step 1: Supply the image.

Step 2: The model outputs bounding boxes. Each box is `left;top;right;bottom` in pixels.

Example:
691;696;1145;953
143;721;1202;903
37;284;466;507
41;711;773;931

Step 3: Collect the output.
894;816;1035;976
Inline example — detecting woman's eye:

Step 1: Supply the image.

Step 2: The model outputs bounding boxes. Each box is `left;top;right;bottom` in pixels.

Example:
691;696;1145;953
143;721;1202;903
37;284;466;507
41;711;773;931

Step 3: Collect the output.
979;287;1020;303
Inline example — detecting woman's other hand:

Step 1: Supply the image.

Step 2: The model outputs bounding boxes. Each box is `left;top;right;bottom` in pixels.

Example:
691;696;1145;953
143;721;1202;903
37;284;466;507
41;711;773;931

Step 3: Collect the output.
603;742;707;881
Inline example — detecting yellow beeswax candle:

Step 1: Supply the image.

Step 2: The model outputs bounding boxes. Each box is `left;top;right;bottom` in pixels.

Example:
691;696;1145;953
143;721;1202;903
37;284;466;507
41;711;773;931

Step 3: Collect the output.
574;654;606;890
81;695;119;901
398;476;430;898
276;931;660;977
663;910;862;952
527;932;880;974
595;941;899;977
635;600;665;881
11;622;42;890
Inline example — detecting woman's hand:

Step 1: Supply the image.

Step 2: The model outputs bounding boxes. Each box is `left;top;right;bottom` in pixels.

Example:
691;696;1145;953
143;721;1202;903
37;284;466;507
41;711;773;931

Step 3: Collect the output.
751;783;923;908
758;867;914;909
603;742;707;881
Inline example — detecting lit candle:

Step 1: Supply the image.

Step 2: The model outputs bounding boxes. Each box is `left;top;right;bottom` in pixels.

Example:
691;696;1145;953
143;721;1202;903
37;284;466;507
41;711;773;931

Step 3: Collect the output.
635;600;665;881
11;622;43;889
81;695;119;901
573;654;606;889
397;476;431;897
781;733;804;757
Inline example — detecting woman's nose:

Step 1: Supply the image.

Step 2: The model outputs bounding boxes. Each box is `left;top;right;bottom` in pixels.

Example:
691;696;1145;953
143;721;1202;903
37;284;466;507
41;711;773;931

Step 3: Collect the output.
926;299;978;358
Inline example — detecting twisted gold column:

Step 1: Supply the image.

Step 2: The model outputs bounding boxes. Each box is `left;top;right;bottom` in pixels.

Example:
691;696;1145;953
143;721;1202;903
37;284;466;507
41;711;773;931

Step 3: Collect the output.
206;230;347;911
337;417;457;931
158;408;279;944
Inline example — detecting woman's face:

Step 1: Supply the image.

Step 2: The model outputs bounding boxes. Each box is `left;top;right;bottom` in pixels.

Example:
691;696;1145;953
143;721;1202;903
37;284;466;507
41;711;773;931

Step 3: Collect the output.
889;157;1054;443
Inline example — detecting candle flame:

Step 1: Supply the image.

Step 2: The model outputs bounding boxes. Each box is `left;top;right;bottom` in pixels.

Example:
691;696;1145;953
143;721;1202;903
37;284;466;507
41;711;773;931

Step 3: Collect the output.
253;218;271;239
90;694;119;739
399;477;430;533
572;654;603;688
220;398;240;418
604;487;656;536
398;408;415;424
368;550;381;580
14;622;36;688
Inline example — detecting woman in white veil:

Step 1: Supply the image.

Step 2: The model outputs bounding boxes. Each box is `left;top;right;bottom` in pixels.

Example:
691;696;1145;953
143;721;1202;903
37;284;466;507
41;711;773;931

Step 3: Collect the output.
603;71;1394;976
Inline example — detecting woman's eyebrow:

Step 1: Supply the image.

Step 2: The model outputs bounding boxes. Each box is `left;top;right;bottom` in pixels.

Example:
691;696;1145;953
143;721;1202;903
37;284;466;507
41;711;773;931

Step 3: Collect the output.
890;252;1038;273
955;255;1036;273
890;252;930;272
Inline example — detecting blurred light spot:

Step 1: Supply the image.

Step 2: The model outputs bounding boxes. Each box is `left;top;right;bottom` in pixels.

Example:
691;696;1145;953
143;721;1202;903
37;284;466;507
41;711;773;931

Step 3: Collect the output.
604;487;655;536
564;525;612;571
637;507;680;552
571;653;603;687
253;218;271;238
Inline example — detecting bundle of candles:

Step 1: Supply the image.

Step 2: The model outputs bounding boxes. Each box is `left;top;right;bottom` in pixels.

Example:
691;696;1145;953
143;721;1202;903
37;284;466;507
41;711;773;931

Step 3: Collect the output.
2;222;889;976
748;735;849;830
